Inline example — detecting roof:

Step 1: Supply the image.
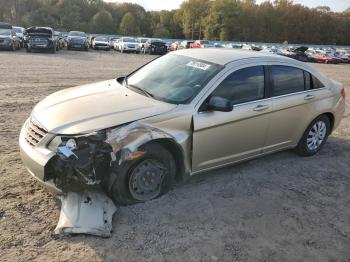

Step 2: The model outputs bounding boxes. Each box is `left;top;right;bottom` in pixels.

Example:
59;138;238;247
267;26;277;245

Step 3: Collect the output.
174;48;291;65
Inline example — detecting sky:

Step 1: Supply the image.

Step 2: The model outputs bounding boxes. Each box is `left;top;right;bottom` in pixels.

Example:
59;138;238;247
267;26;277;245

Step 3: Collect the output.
105;0;349;12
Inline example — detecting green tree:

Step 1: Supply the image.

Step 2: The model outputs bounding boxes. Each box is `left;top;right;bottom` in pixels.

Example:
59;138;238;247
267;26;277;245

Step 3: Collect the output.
178;0;211;39
153;24;171;38
119;12;141;36
91;9;115;34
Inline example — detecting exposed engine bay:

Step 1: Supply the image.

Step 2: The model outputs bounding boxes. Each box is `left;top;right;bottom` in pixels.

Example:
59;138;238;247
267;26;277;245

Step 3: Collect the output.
45;132;112;192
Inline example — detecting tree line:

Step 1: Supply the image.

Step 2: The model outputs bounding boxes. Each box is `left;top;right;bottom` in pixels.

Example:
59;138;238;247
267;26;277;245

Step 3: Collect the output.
0;0;349;45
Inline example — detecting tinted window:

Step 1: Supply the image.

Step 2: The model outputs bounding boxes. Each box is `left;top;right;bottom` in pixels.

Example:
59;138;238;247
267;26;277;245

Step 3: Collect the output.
271;66;304;96
312;75;324;89
212;66;265;105
304;71;324;90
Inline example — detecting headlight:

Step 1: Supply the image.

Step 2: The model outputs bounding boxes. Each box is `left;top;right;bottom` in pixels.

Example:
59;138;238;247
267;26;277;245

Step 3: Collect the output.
47;130;106;152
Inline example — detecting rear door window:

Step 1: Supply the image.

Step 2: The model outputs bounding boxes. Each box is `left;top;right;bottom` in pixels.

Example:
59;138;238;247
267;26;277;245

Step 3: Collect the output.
271;66;305;96
212;66;265;105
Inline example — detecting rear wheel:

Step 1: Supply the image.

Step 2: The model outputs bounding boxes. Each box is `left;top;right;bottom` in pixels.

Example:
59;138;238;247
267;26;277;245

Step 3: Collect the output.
109;143;176;205
296;115;331;156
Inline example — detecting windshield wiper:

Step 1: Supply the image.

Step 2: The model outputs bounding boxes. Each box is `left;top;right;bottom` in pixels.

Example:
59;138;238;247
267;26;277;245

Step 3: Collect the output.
125;81;154;98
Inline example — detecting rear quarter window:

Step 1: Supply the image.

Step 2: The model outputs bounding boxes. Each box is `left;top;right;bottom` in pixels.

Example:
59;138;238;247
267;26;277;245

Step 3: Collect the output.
304;71;325;90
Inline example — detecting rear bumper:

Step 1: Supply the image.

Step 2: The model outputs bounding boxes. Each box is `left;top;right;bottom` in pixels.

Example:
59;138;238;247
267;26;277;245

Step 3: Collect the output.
19;119;62;194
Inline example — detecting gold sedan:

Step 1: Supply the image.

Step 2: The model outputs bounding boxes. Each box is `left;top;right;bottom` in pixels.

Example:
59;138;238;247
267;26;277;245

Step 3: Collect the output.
19;49;346;205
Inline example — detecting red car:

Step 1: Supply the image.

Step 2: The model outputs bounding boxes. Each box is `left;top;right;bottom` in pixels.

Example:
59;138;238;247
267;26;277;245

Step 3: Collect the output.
307;51;340;64
190;40;214;48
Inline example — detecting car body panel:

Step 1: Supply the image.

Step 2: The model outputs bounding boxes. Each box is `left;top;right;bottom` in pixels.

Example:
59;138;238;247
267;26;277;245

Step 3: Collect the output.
32;80;177;134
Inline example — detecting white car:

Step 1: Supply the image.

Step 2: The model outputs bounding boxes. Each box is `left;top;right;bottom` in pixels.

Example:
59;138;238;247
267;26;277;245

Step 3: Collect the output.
92;36;110;51
115;37;140;53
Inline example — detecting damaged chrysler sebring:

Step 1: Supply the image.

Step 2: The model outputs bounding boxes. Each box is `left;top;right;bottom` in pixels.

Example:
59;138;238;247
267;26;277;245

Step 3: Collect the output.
20;49;346;208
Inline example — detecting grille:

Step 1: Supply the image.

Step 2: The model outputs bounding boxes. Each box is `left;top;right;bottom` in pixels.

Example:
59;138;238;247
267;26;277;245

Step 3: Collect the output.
25;119;48;146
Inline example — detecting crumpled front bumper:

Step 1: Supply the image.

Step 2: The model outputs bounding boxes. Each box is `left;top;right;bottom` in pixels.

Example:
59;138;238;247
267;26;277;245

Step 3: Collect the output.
19;119;62;194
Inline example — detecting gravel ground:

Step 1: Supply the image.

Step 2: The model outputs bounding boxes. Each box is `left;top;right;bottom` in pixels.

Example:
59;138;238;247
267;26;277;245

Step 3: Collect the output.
0;49;349;262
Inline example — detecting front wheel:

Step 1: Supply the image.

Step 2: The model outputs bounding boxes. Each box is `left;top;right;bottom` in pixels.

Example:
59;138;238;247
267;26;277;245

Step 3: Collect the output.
296;115;331;156
109;143;176;205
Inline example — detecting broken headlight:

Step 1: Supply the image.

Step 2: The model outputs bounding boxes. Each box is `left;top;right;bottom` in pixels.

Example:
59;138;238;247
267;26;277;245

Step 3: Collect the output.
47;130;106;152
45;130;113;192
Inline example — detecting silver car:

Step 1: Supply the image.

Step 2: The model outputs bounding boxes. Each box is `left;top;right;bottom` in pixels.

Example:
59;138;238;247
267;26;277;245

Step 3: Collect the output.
19;49;346;205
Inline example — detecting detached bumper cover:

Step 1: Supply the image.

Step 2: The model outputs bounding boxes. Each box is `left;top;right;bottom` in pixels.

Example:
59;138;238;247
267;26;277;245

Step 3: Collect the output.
54;191;117;238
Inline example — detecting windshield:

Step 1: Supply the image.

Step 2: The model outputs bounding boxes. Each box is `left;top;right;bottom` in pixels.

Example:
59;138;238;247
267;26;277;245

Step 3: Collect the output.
96;36;108;41
126;54;223;104
201;41;210;45
13;27;23;33
0;29;11;35
69;31;86;37
123;37;136;43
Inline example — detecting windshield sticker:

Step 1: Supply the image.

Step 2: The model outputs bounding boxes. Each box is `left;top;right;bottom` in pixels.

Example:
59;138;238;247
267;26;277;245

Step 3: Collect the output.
186;61;211;70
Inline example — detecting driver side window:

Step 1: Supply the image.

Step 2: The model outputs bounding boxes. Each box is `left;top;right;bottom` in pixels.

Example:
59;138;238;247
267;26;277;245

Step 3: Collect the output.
212;66;265;105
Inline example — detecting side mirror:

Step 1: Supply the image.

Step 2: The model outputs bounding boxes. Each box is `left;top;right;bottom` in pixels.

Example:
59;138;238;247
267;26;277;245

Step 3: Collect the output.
206;96;233;112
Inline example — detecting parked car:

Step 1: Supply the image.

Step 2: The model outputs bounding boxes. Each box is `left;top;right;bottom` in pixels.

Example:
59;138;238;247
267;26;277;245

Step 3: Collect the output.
169;41;179;51
0;22;12;29
306;50;339;64
115;37;139;53
67;31;88;51
92;35;110;51
19;49;345;206
288;46;309;62
54;31;66;50
25;27;58;53
87;35;96;48
190;40;214;48
179;40;194;49
143;39;167;55
109;36;119;49
13;26;25;47
137;37;149;51
334;52;350;63
0;28;20;51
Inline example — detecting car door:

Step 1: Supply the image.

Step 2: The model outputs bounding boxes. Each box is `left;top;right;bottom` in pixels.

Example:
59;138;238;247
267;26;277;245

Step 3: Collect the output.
263;65;327;152
192;65;272;172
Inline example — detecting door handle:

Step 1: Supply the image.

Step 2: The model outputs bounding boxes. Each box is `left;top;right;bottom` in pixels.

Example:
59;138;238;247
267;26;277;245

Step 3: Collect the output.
253;105;269;112
304;94;315;100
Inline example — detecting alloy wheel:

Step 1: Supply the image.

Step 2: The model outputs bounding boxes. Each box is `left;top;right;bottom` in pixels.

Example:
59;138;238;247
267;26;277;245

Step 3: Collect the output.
306;121;327;151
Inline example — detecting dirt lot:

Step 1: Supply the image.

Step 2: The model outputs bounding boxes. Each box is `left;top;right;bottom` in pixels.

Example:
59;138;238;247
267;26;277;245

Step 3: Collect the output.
0;49;349;262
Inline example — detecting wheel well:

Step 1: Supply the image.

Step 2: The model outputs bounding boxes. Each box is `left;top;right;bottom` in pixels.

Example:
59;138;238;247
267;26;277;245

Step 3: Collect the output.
150;139;186;182
322;112;335;132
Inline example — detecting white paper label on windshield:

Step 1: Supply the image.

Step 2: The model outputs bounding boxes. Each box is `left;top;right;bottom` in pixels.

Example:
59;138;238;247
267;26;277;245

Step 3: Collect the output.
186;61;211;70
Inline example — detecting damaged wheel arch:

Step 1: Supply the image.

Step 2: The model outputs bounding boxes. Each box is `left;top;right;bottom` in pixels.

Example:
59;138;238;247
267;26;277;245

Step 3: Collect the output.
44;121;190;205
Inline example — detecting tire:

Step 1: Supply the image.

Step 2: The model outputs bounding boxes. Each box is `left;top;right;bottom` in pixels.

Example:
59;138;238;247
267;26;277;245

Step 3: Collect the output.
26;47;31;53
109;143;176;205
51;46;56;53
295;115;331;157
11;42;15;51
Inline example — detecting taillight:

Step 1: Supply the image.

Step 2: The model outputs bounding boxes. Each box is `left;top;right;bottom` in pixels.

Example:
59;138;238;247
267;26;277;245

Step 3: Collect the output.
341;87;347;98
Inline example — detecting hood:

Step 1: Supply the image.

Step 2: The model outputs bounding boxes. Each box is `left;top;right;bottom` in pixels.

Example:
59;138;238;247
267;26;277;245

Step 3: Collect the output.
25;27;53;36
32;80;177;134
0;35;11;38
291;46;308;53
